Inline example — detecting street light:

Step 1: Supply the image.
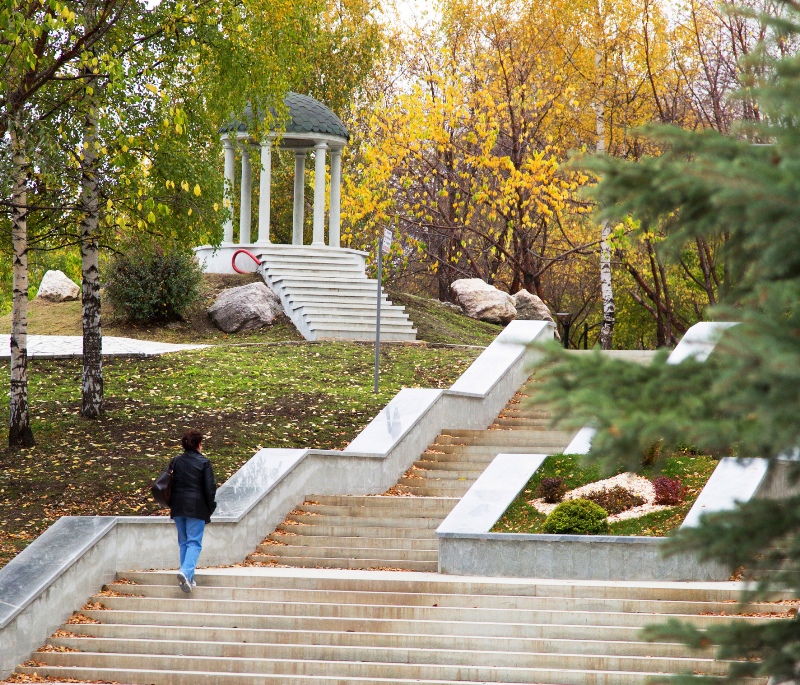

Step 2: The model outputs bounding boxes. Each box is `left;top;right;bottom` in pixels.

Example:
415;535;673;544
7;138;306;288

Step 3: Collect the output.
556;312;573;349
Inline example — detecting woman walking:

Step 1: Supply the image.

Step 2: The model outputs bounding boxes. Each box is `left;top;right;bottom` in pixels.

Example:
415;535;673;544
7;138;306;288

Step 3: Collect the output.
170;429;217;593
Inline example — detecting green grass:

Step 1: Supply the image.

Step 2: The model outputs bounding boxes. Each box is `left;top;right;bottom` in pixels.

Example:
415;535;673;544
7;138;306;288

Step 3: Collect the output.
387;290;503;346
491;452;718;536
0;342;480;568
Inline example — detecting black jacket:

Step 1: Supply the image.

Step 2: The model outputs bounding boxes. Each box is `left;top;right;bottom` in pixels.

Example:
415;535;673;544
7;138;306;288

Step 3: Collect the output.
169;450;217;523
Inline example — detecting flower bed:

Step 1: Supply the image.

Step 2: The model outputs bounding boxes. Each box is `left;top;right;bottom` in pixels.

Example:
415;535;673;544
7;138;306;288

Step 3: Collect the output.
491;452;718;536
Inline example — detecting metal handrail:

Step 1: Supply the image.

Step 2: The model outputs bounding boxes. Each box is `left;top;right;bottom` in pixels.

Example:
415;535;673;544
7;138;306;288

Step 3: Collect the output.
231;249;262;274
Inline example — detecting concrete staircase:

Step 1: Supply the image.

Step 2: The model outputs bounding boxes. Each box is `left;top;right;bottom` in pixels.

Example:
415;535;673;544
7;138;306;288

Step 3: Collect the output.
253;391;575;572
255;244;416;342
11;388;788;684
19;568;782;684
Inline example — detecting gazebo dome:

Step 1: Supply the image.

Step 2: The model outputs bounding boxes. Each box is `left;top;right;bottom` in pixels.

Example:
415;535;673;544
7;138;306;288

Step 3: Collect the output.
220;92;349;140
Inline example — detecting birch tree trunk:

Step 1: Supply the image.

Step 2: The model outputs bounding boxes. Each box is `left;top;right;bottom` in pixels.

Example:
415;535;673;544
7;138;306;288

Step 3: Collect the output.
595;47;616;350
80;77;103;418
9;113;35;447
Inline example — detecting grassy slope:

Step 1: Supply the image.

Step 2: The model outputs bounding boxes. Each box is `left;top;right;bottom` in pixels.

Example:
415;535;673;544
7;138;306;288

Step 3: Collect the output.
388;289;503;346
491;453;718;537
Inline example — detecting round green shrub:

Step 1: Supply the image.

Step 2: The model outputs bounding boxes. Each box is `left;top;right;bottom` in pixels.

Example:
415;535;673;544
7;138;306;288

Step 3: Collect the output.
542;498;609;535
106;247;202;323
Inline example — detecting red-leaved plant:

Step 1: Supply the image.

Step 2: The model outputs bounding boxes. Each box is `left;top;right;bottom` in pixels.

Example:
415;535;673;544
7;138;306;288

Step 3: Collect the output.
652;476;686;505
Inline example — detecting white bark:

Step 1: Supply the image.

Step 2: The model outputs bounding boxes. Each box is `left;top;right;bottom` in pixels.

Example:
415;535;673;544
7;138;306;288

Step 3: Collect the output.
80;86;103;419
9;114;34;447
596;48;615;350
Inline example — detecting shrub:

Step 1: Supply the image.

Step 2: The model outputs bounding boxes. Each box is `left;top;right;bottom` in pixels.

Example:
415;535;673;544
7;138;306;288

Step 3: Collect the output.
652;476;686;505
543;498;609;535
537;477;567;503
585;486;646;516
106;247;202;323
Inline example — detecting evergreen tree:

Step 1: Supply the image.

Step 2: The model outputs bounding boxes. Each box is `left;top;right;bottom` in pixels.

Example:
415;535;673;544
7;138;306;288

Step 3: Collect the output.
535;2;800;682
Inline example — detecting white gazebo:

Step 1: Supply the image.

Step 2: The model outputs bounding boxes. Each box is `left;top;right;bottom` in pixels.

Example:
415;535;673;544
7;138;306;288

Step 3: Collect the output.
195;92;350;273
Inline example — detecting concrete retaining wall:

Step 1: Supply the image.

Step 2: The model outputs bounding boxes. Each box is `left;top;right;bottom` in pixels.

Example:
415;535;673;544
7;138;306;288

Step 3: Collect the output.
0;320;554;677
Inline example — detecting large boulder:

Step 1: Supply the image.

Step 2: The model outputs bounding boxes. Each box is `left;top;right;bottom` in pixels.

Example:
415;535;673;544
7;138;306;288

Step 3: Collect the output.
450;278;516;325
513;290;555;323
208;282;283;333
36;270;80;302
513;289;561;340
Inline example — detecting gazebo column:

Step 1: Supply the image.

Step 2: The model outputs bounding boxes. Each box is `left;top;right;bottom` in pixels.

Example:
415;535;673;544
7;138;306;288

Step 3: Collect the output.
292;150;306;245
329;147;342;248
238;139;252;244
257;138;272;244
222;136;236;243
312;141;328;245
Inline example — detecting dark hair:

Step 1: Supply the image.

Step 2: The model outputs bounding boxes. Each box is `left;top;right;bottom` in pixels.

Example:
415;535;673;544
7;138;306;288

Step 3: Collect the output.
181;430;203;451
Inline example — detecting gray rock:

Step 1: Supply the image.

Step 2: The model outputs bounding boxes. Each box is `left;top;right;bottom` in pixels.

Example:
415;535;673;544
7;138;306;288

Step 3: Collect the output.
513;290;560;340
513;290;555;323
36;270;80;302
208;282;283;333
450;278;516;325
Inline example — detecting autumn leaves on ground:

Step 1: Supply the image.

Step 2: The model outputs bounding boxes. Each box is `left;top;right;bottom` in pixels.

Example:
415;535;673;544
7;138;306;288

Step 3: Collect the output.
0;310;484;568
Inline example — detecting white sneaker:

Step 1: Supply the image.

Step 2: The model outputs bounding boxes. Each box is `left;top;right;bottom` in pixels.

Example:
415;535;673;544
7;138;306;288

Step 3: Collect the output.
191;580;197;589
177;571;192;594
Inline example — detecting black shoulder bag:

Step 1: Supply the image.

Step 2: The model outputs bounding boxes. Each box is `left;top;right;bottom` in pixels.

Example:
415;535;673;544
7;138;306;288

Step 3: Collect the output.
151;456;178;507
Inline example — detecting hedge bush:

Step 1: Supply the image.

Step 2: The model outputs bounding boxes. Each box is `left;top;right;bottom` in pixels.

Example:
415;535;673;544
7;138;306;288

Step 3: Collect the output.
585;486;645;515
537;477;567;503
106;247;202;323
652;476;686;505
543;498;609;535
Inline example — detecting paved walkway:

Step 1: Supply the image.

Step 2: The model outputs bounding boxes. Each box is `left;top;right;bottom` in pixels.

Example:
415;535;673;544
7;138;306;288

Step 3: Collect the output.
0;335;208;358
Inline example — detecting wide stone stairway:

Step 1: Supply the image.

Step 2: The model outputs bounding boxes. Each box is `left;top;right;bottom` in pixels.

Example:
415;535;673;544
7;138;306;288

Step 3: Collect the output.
257;244;417;341
10;388;788;684
19;568;783;684
251;391;575;572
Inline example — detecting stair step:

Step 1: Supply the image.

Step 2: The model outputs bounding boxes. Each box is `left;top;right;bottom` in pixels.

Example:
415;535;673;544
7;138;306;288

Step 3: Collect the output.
411;469;486;480
267;534;440;550
413;460;494;471
249;555;435;571
61;623;712;658
287;514;444;528
87;595;779;628
299;503;455;517
22;651;733;684
307;495;459;508
429;444;569;456
45;638;726;674
258;545;438;562
98;584;782;617
119;570;753;602
276;524;438;538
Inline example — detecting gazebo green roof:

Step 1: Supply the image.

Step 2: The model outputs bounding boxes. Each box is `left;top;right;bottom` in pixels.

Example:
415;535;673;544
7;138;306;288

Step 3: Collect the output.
220;92;349;140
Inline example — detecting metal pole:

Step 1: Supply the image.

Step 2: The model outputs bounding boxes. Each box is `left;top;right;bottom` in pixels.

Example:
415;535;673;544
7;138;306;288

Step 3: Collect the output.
373;238;382;393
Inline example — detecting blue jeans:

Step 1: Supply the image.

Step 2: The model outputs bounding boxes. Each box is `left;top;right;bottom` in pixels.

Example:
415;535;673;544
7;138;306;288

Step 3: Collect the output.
174;516;205;583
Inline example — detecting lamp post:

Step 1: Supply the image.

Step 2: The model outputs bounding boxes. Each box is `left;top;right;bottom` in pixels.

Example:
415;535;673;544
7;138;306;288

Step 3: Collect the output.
556;312;573;349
